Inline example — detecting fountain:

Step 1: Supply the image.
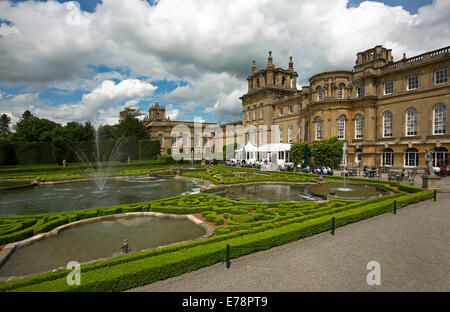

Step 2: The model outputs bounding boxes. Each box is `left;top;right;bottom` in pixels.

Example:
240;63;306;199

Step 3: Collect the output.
71;128;124;192
336;142;352;192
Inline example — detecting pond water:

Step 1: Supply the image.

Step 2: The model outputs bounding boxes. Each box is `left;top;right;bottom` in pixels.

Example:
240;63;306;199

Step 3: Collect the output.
0;216;205;277
308;182;388;198
209;184;324;202
0;177;200;216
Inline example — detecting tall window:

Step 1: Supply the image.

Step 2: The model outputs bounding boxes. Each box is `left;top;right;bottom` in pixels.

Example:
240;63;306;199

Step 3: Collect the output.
171;134;177;147
315;117;322;140
259;128;265;145
253;107;257;120
435;68;448;84
433;104;446;135
194;134;200;147
355;149;362;164
383;111;393;138
289;105;293;114
355;114;363;139
298;122;302;141
182;134;189;147
357;87;365;98
406;108;418;136
337;85;344;99
382;148;394;166
288;125;293;143
279;107;283;116
157;134;163;147
384;81;393;95
317;87;323;101
260;104;264;119
279;126;283;143
247;107;250;121
407;76;418;90
404;148;418;167
337;115;345;139
432;147;448;167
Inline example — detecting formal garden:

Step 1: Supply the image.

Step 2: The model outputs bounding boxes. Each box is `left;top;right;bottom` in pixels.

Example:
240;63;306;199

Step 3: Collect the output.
0;163;434;292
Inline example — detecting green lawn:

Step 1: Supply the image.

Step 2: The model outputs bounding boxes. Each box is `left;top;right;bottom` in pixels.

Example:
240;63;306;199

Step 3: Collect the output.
0;160;197;182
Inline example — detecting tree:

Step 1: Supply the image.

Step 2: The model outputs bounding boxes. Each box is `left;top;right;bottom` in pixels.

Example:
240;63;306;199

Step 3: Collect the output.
290;141;308;167
310;136;344;168
11;111;62;142
62;121;95;142
117;107;148;139
0;114;11;137
116;107;149;161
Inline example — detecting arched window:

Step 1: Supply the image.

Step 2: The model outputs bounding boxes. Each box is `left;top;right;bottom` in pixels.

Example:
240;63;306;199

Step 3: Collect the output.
338;84;344;99
382;148;394;166
406;108;417;136
260;104;264;119
355;114;363;139
432;147;448;167
383;111;393;138
355;148;363;164
157;134;163;147
337;115;345;139
317;87;323;101
433;104;446;135
404;148;418;167
315;117;322;140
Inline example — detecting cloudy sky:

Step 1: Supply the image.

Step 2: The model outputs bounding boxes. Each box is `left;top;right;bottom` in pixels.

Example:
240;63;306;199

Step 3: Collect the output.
0;0;449;127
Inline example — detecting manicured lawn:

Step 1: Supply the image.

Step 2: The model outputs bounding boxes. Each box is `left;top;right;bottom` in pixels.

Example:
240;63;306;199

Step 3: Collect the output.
0;160;196;182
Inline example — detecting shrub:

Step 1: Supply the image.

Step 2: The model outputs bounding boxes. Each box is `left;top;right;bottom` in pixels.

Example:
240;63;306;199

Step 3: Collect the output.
0;138;16;165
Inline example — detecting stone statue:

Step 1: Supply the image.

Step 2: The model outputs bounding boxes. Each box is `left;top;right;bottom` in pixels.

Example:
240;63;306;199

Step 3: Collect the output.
425;149;435;176
122;239;129;254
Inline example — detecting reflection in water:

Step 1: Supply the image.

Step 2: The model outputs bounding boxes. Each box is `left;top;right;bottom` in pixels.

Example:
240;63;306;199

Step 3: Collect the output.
211;184;323;202
0;217;205;277
0;177;199;216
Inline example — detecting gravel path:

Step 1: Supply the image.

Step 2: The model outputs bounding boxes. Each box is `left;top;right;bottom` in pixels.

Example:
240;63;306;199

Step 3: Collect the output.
130;177;450;292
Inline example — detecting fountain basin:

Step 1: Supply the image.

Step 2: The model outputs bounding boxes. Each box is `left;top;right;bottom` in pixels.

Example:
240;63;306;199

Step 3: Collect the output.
0;212;213;280
0;176;202;216
308;182;391;200
204;182;324;202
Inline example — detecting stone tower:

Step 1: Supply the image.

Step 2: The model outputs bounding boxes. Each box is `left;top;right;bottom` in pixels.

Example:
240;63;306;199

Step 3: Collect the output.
148;100;168;121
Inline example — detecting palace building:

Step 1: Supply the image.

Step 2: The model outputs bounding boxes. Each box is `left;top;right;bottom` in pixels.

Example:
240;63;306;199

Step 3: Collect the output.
241;45;450;169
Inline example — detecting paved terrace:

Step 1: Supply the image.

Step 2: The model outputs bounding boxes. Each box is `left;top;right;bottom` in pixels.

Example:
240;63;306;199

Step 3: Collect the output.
130;176;450;292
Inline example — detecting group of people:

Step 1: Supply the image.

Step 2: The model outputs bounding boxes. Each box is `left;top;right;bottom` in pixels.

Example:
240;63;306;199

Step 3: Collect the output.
363;166;379;177
314;166;333;175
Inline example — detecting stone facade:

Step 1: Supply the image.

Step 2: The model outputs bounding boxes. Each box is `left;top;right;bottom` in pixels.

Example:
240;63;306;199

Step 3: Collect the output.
143;100;241;157
241;45;450;169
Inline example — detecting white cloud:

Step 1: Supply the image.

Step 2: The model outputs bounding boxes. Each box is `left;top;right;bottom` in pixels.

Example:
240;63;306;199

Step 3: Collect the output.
0;0;449;123
52;79;157;124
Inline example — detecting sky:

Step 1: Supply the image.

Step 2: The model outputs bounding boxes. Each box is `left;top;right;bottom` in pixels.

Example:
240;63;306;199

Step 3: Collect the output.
0;0;448;127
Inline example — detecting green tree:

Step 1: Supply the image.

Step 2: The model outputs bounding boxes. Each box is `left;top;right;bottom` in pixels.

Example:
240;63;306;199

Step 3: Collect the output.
116;108;148;161
117;107;148;139
62;121;95;142
310;136;344;168
0;114;12;137
0;138;16;165
290;141;308;167
11;111;62;142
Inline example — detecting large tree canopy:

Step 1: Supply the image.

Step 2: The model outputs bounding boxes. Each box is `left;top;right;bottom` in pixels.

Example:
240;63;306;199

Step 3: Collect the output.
310;136;344;168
